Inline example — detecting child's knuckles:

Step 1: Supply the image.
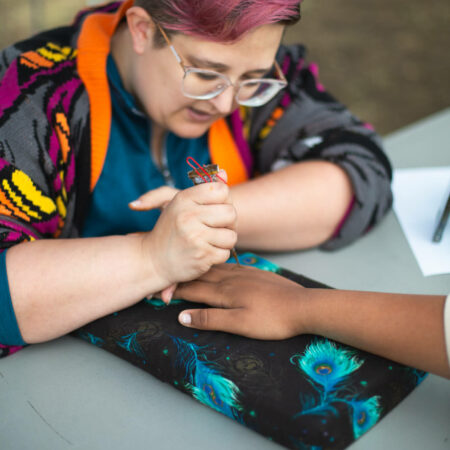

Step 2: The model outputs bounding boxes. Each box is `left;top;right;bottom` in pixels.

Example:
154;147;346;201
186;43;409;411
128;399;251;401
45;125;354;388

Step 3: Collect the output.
197;309;211;329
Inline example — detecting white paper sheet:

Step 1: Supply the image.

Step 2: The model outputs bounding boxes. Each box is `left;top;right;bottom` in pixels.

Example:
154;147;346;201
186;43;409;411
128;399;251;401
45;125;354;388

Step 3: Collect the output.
393;166;450;276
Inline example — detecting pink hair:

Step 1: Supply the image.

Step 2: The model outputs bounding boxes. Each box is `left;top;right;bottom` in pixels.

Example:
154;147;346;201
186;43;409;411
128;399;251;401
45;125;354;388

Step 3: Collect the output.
135;0;301;43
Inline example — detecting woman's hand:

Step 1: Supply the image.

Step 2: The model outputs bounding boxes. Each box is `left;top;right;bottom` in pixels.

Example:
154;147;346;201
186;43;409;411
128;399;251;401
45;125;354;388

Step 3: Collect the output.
174;264;311;339
129;186;179;210
136;183;238;292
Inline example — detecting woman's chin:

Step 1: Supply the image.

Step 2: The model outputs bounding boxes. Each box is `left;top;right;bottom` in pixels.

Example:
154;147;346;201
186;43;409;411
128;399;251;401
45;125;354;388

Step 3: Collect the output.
170;119;214;139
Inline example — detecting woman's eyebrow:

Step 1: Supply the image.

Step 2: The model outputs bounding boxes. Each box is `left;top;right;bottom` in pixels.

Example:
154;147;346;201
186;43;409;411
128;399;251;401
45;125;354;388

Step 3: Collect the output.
188;55;229;71
188;55;271;75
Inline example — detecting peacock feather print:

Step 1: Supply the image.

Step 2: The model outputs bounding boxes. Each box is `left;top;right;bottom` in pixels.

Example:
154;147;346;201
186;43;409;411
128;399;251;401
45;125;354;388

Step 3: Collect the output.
348;396;381;439
78;331;104;348
116;332;146;359
290;339;369;424
408;367;428;385
291;340;363;393
145;297;187;309
171;337;243;421
234;252;280;272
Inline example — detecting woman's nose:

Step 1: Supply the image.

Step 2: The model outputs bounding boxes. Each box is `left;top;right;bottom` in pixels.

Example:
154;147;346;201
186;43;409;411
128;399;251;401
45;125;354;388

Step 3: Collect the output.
208;86;237;115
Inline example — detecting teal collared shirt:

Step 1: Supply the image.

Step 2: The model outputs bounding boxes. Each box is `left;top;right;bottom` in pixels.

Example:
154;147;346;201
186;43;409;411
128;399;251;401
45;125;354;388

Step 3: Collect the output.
82;54;211;237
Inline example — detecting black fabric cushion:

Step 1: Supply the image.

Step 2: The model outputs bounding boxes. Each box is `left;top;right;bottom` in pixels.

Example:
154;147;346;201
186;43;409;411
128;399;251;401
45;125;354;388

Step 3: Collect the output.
75;253;426;450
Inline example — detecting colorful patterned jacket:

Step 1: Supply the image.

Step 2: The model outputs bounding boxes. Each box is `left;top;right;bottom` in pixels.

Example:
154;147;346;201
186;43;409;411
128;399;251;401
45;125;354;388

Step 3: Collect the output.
0;1;392;355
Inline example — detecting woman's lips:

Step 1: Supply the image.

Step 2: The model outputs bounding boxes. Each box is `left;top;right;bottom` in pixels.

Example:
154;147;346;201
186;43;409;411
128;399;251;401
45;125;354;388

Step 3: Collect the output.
186;106;215;122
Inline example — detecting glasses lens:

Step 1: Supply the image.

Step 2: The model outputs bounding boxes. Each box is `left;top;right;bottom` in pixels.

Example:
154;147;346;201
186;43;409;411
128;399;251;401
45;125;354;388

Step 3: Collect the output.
237;80;285;107
182;68;286;106
183;69;229;100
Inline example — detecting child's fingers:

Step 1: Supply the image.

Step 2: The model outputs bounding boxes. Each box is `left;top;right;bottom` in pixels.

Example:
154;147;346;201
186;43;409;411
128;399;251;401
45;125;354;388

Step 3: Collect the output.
175;280;228;307
178;308;243;334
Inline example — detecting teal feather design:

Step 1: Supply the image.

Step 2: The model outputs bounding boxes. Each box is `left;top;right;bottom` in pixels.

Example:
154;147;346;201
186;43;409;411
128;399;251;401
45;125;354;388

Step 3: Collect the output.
78;331;104;347
231;252;280;272
294;392;338;418
349;396;381;439
408;368;428;385
144;297;187;309
172;337;243;420
117;332;146;359
291;340;364;393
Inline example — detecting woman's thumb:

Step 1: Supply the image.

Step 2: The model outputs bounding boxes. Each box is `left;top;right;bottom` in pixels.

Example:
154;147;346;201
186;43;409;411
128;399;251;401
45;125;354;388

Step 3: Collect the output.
129;186;179;211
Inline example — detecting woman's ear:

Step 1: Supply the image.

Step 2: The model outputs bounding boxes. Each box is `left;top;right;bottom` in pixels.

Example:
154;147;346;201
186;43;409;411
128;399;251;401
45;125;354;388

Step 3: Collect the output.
125;6;157;54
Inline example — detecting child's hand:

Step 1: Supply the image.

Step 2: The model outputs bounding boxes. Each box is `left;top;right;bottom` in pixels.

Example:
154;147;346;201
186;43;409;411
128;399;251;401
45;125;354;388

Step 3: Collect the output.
175;264;309;340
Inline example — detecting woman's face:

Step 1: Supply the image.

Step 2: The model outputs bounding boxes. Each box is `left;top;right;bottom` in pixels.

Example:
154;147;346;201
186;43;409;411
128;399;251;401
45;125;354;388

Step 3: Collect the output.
128;20;285;138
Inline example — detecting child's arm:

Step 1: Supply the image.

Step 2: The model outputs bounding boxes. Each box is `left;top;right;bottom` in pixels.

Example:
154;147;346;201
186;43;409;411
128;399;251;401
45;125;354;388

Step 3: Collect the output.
175;265;450;379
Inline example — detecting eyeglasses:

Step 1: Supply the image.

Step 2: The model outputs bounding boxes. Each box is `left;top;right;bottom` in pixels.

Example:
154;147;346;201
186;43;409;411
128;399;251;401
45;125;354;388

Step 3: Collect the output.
157;24;288;107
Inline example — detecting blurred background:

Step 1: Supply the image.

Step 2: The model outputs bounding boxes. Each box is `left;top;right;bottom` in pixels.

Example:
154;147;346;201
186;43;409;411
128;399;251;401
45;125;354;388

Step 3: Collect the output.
0;0;448;135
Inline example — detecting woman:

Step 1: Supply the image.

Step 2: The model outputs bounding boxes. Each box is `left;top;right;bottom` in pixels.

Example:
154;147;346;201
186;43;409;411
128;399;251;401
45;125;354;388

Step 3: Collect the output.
174;264;450;379
0;1;392;353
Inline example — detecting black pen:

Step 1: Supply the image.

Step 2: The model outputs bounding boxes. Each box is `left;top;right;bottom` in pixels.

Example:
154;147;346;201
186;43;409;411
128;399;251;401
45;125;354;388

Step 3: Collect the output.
432;192;450;243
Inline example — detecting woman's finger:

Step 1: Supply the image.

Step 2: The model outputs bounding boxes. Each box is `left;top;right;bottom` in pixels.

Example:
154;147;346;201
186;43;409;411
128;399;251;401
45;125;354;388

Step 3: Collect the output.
203;228;237;250
217;169;228;184
197;204;237;228
129;186;179;210
161;283;177;304
185;181;230;205
209;247;233;266
181;264;249;284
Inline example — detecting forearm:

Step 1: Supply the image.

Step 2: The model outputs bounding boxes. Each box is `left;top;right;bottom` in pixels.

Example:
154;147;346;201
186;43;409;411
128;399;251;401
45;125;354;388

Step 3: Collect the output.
305;289;449;378
7;235;161;344
231;161;353;250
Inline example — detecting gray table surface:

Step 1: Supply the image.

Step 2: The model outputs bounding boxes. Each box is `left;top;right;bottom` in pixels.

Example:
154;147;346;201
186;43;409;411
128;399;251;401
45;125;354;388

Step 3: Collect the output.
1;109;449;450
